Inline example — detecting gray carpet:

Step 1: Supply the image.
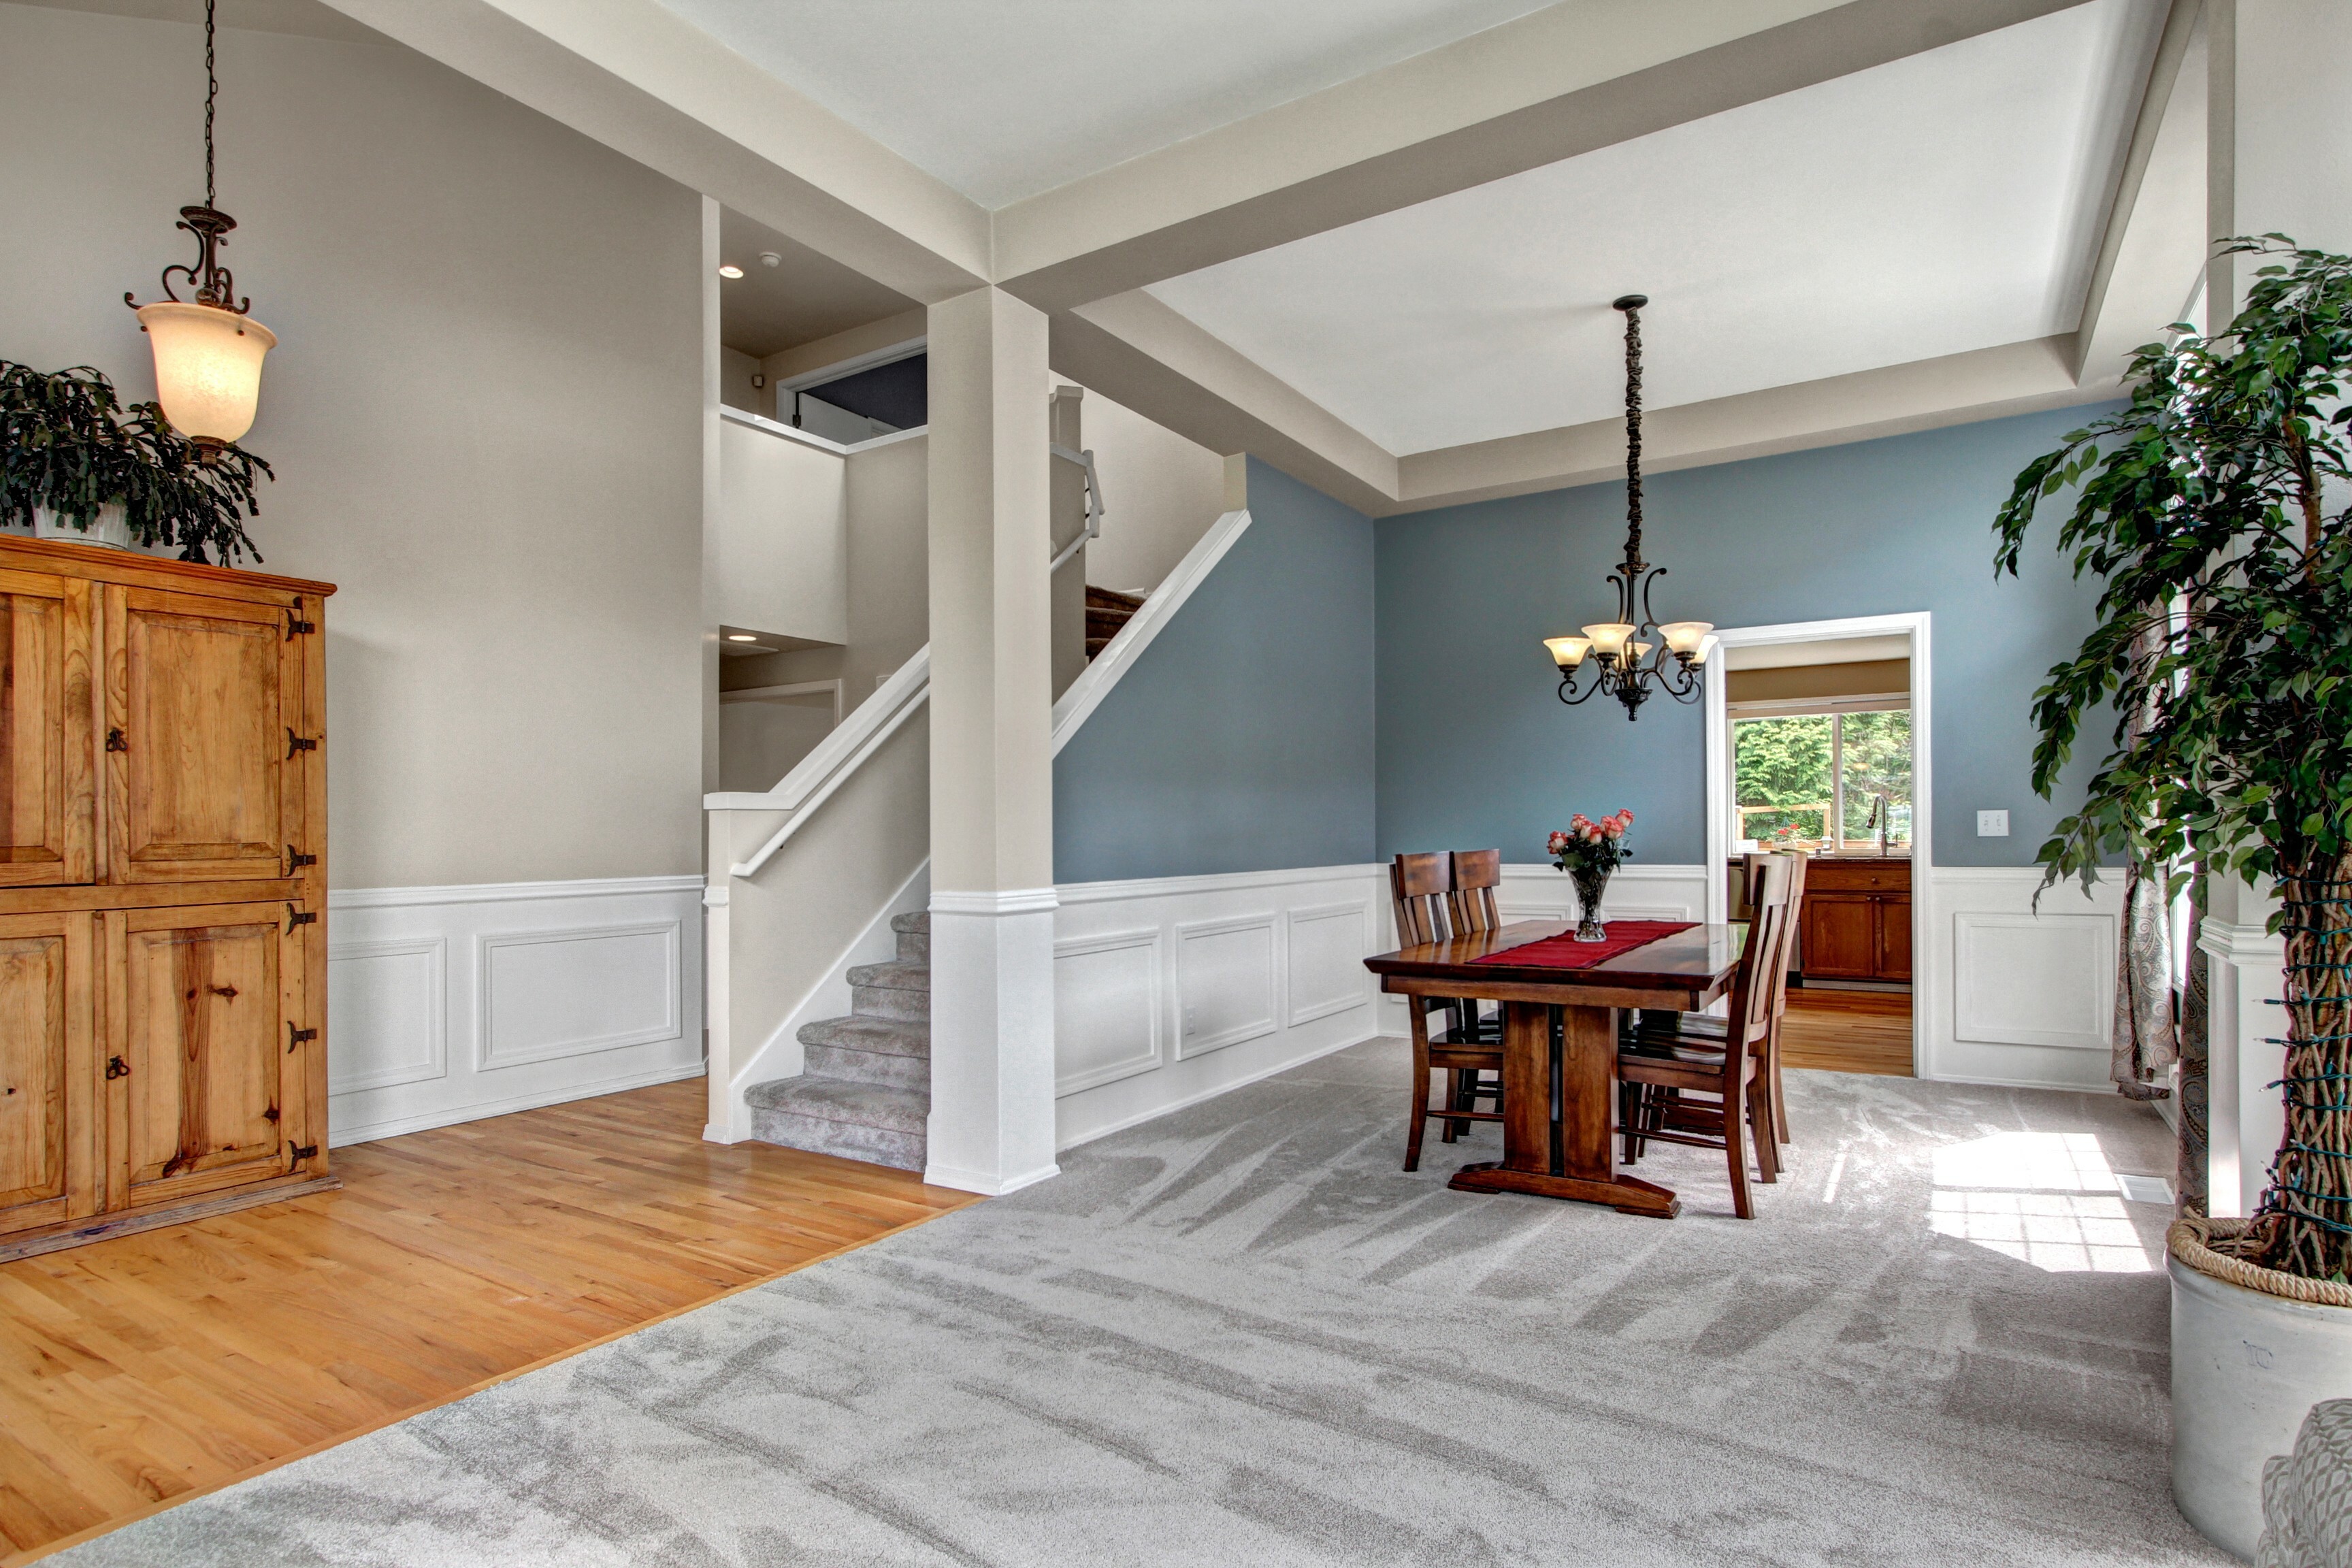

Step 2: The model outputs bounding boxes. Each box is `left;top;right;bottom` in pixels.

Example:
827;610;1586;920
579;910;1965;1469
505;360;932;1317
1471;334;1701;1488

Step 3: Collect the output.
61;1039;2230;1567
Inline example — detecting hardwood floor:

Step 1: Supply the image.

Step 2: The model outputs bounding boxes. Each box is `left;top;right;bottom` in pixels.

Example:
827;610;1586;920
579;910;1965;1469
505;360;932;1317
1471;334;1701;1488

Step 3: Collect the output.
1782;985;1914;1077
0;1077;978;1565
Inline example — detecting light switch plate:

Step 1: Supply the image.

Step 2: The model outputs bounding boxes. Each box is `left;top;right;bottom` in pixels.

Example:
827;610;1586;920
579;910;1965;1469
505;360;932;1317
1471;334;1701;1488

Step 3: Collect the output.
1977;809;2010;837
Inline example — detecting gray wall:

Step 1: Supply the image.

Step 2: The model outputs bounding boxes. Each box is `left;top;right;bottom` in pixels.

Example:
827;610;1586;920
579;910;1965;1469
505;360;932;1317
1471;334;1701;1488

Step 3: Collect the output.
0;2;705;887
1375;404;2116;867
1054;458;1375;883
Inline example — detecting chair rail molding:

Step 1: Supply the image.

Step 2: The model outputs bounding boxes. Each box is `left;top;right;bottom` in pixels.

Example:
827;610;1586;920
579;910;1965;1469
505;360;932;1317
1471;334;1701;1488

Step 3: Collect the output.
328;875;704;1145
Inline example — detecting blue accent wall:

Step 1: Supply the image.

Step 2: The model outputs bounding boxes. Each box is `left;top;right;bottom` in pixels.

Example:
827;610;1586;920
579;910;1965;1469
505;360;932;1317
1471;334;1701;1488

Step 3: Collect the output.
1375;405;2117;868
1054;459;1377;883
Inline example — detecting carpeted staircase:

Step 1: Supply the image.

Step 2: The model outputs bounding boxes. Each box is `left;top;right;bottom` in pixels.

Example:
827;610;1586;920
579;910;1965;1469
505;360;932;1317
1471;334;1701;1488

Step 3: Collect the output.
1085;585;1145;660
746;911;930;1171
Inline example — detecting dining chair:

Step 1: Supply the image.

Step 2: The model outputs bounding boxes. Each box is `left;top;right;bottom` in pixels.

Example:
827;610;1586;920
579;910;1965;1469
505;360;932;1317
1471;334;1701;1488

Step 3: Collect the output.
1443;849;1509;1121
1614;853;1793;1218
1628;851;1808;1160
1390;852;1504;1169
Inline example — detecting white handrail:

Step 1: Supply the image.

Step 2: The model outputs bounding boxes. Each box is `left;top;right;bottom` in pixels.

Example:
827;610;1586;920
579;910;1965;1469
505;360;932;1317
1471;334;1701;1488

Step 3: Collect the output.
705;647;930;879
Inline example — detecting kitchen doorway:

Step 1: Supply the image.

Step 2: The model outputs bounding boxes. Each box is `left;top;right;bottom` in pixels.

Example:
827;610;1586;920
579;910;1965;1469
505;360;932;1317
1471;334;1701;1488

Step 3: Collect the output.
1703;612;1931;1077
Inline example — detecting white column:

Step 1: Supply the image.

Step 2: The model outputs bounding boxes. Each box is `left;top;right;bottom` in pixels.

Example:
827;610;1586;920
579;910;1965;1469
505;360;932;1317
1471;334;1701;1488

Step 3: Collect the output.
923;287;1060;1195
2200;4;2352;1210
2200;877;2287;1218
2207;0;2352;327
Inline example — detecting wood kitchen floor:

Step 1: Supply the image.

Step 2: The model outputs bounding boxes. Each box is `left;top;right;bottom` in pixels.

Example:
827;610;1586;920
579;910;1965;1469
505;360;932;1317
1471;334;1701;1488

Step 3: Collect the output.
1782;985;1914;1077
0;1077;978;1565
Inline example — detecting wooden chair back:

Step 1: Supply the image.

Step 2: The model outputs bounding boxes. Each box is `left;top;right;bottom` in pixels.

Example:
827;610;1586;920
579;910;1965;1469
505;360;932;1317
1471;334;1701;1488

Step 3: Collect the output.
1446;849;1503;936
1729;855;1795;1050
1390;852;1452;947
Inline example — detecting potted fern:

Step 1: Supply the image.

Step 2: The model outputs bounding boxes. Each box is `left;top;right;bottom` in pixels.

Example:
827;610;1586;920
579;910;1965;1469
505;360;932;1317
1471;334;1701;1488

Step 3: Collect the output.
1;361;271;565
1993;237;2352;1560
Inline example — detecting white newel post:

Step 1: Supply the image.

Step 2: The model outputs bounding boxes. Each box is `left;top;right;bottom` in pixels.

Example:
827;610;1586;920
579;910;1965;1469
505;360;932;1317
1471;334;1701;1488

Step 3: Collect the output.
922;287;1061;1196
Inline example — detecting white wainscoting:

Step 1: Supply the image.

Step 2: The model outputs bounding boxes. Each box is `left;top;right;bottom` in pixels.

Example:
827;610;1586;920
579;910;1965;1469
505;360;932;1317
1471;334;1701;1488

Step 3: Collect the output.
1925;866;2124;1089
328;875;706;1144
1055;864;1386;1149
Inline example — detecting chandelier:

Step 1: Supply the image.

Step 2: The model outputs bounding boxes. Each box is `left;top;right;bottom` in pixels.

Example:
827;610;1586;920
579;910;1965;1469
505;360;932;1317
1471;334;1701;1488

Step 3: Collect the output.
1542;294;1714;721
124;0;277;457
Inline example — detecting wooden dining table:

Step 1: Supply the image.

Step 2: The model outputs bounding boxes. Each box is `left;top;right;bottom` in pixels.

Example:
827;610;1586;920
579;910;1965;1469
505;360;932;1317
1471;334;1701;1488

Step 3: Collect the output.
1364;919;1746;1218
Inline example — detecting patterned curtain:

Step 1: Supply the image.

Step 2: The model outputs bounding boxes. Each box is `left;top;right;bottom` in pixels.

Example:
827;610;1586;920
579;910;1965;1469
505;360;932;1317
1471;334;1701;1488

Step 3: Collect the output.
2112;619;2177;1100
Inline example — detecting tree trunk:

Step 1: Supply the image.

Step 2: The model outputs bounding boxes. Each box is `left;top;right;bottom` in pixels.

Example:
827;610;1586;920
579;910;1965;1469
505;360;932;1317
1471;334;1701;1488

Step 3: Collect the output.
2266;854;2352;1281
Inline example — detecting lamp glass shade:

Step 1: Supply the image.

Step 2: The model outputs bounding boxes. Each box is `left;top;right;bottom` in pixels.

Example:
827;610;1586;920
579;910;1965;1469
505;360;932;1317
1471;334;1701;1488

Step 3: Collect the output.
137;301;276;444
1628;640;1654;660
1582;622;1635;657
1659;620;1714;655
1693;634;1720;666
1544;635;1591;668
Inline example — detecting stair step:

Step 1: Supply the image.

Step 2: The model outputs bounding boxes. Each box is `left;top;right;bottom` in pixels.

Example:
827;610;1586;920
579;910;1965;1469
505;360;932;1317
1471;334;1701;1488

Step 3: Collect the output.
1083;608;1134;637
890;910;930;934
896;928;930;963
847;960;928;992
798;1013;930;1060
1085;636;1113;659
1085;586;1147;612
849;960;929;1021
747;1078;927;1172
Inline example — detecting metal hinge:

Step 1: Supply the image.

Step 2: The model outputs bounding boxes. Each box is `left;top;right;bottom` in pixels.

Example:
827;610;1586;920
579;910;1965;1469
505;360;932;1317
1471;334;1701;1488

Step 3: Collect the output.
105;1056;130;1080
284;903;316;932
289;1142;318;1161
286;728;318;757
284;599;315;639
285;845;318;875
287;1022;318;1054
105;728;127;753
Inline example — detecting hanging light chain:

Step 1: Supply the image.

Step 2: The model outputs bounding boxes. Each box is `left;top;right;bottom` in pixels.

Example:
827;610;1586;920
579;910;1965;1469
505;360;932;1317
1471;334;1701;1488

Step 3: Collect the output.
1622;297;1644;570
204;0;218;211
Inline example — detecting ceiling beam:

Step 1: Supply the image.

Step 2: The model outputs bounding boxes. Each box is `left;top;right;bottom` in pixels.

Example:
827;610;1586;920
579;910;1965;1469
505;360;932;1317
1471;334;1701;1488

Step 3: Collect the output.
1049;294;1397;517
1387;337;2107;514
313;0;992;303
993;0;2102;314
2074;0;2210;380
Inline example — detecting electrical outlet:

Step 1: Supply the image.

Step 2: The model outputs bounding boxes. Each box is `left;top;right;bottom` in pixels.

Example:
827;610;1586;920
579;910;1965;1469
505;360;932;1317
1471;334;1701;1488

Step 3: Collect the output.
1977;809;2010;837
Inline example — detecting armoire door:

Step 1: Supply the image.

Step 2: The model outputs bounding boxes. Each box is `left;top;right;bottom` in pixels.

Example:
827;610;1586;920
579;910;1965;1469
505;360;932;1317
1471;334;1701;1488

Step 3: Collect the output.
0;568;95;887
105;586;302;883
107;902;308;1209
0;912;97;1236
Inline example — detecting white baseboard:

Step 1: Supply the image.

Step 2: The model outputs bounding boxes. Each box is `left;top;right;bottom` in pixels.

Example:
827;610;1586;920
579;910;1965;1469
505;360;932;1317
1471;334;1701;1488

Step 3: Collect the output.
327;874;706;1145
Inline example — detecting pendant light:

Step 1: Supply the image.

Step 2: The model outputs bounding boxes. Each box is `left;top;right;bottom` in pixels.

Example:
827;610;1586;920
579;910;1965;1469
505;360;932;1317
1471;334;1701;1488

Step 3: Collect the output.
124;0;276;457
1542;294;1714;720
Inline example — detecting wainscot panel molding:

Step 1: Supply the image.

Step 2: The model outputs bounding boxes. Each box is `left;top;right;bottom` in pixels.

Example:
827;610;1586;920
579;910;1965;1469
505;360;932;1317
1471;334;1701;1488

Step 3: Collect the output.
1924;866;2124;1090
328;876;705;1144
1054;864;1385;1150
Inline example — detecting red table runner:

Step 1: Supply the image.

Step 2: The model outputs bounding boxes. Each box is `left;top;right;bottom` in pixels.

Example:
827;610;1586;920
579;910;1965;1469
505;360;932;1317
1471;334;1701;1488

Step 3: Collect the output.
1470;920;1695;970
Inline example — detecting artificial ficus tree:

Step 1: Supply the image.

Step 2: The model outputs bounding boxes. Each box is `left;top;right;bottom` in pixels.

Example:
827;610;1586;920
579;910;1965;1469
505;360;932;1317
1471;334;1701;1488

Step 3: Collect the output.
1994;237;2352;1284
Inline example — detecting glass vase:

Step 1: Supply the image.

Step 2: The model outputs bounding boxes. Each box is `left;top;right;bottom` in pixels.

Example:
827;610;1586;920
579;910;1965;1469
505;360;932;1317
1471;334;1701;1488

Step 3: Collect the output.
1570;864;1611;942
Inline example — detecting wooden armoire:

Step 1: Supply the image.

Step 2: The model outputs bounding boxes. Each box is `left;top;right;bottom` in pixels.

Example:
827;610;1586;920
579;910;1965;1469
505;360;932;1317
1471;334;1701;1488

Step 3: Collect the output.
0;536;333;1260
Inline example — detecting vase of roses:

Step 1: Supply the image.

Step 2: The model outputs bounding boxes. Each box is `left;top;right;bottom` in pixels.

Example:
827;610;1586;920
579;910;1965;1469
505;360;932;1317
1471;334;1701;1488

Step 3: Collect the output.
1548;810;1635;942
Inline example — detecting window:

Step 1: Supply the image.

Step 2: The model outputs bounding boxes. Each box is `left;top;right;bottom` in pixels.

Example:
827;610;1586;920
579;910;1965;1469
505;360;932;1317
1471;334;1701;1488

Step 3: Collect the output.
1733;706;1912;853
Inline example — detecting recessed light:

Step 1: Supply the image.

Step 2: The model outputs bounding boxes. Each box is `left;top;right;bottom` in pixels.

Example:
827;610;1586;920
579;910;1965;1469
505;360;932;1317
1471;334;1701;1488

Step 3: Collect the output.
717;263;744;279
726;634;759;642
759;252;782;268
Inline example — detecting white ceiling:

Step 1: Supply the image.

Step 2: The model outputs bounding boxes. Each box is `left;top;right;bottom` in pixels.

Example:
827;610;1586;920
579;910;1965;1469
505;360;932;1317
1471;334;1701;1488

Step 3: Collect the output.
1146;0;2166;455
649;0;1551;208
